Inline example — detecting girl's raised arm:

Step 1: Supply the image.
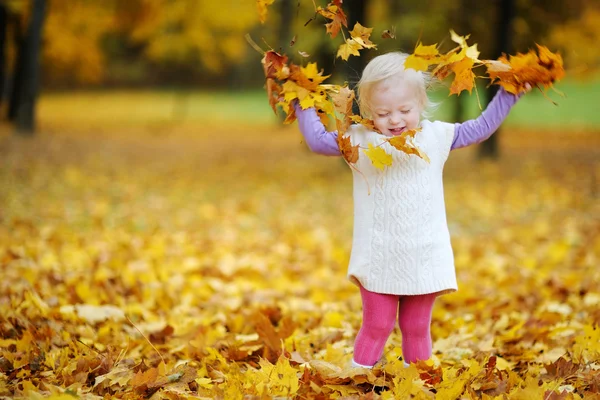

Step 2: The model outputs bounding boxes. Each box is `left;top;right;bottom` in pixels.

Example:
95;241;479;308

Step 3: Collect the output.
294;103;342;156
451;87;521;150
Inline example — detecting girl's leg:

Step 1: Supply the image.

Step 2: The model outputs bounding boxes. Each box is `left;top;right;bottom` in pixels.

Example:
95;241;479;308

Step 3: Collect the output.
397;292;438;364
353;284;399;367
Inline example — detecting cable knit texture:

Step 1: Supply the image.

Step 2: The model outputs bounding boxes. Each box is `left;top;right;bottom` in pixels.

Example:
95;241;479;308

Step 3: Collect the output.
346;120;458;295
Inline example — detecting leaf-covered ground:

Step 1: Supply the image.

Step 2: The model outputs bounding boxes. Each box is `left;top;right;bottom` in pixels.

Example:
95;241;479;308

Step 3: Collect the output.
1;124;599;399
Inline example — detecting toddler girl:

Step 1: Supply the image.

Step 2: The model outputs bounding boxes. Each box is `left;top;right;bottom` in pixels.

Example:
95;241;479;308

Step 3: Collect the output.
294;52;527;368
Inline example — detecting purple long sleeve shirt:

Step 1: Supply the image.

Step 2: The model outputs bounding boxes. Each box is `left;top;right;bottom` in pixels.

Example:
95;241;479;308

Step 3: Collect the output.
295;87;519;156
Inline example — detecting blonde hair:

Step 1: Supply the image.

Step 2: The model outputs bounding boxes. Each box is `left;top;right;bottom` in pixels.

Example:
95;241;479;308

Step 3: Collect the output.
357;52;436;119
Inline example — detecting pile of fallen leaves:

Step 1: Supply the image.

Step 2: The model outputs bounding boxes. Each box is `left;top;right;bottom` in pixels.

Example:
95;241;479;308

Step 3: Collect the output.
258;0;565;170
0;122;599;398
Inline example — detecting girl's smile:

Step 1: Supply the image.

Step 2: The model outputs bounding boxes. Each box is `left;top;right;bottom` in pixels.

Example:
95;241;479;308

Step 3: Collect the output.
369;78;422;137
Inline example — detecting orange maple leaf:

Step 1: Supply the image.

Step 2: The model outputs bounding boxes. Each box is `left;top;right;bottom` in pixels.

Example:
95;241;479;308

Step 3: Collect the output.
486;45;564;94
337;134;359;164
387;128;430;163
317;0;348;38
448;57;476;95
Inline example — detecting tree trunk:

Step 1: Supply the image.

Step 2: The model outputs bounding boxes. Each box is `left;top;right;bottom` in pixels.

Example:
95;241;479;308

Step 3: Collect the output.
0;5;7;106
478;0;514;159
278;0;293;54
15;0;47;135
8;15;23;122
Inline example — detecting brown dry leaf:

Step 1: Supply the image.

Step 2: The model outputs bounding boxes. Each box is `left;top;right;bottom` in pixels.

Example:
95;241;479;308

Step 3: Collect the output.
382;27;396;39
337;134;359;164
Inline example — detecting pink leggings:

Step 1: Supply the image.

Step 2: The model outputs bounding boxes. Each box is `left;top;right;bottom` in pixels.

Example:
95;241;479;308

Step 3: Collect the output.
353;284;438;366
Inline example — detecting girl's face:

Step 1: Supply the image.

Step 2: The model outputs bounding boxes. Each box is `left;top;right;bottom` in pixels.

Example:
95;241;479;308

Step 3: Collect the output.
369;79;422;137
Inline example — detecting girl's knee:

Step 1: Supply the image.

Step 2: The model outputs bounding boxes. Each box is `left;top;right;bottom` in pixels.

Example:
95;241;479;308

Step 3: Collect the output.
363;316;396;338
398;316;430;338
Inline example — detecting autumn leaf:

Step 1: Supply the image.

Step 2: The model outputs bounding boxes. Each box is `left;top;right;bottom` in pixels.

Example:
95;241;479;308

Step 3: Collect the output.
382;27;396;39
450;29;480;61
363;143;392;170
387;128;430;163
405;43;440;71
349;115;377;132
337;134;359;164
348;22;376;49
485;45;565;94
337;38;362;61
448;56;476;95
337;23;377;61
316;0;347;38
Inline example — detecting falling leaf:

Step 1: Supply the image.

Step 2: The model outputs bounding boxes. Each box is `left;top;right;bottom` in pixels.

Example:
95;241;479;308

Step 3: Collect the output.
386;128;430;163
316;0;348;38
363;143;392;170
382;27;396;39
348;22;377;49
337;38;362;61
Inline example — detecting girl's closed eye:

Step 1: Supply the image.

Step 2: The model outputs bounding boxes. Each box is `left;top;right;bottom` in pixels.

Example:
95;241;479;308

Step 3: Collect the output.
378;112;390;117
401;109;411;114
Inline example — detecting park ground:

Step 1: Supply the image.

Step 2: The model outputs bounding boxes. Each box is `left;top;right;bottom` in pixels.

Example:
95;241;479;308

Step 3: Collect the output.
0;84;599;398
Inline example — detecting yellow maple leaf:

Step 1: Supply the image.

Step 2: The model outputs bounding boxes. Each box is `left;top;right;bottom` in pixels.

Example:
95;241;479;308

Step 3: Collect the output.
348;22;377;49
405;43;440;71
363;143;392;170
449;56;476;95
337;38;362;61
450;29;480;60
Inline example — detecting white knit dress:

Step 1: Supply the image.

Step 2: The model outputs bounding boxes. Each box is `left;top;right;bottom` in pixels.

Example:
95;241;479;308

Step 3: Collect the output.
346;120;458;296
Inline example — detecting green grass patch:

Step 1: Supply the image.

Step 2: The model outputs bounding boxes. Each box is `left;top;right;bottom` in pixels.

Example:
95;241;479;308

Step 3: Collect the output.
38;77;600;131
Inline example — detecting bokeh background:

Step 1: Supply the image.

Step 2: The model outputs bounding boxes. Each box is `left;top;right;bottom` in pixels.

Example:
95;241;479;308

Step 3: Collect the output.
1;1;600;398
1;0;599;137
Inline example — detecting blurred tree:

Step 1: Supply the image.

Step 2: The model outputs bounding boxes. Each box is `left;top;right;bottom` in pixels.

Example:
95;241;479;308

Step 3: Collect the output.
548;2;600;74
114;0;257;85
0;4;6;106
478;0;515;160
42;0;115;85
9;0;46;135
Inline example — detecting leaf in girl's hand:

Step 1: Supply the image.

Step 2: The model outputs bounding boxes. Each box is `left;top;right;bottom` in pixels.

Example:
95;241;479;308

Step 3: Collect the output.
364;143;392;170
337;135;359;164
405;43;441;71
448;57;476;95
